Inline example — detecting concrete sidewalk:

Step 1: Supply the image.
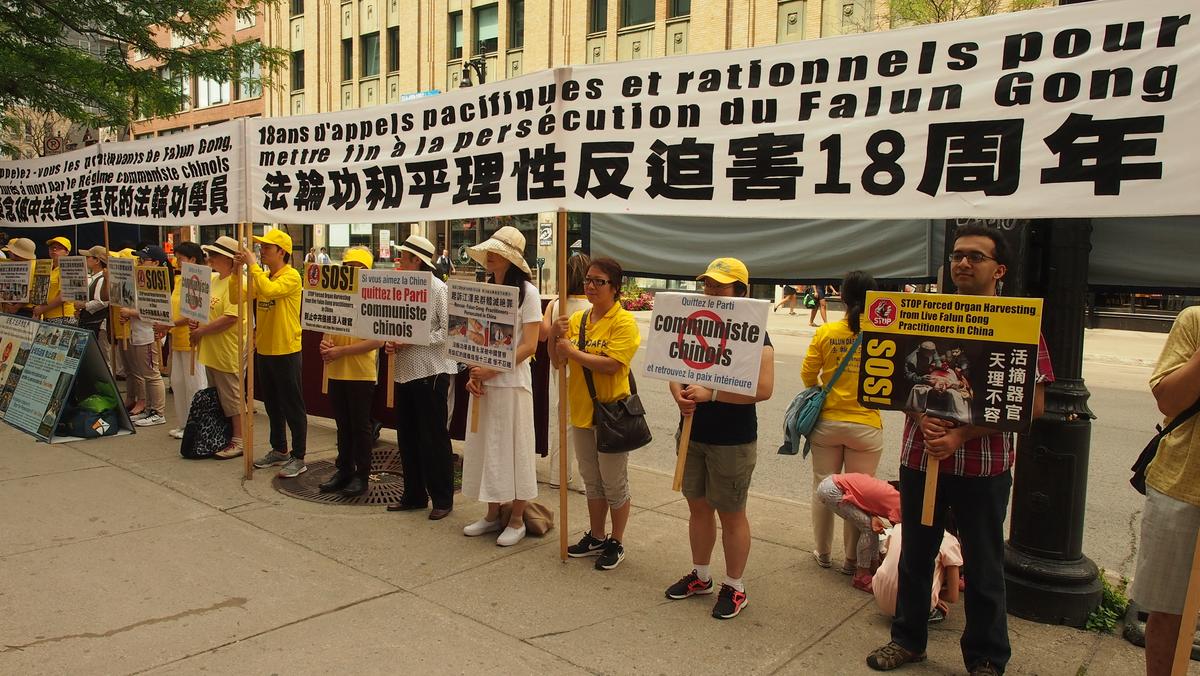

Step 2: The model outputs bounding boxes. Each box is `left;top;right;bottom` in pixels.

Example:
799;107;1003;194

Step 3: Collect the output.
0;413;1160;676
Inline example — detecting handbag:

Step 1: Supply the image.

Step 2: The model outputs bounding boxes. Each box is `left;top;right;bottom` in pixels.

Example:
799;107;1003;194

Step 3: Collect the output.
1130;396;1200;495
779;333;863;457
578;309;652;454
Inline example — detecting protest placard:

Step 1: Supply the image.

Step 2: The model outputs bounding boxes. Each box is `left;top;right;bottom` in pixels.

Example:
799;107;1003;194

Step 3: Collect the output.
29;259;51;305
0;319;89;440
135;265;172;323
179;262;213;324
58;256;89;302
0;260;32;303
642;292;770;397
107;257;136;308
856;291;1043;432
0;314;38;419
301;263;357;335
353;269;433;343
447;279;519;372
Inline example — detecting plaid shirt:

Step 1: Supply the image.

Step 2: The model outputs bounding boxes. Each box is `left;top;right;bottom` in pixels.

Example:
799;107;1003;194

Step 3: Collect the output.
900;334;1055;477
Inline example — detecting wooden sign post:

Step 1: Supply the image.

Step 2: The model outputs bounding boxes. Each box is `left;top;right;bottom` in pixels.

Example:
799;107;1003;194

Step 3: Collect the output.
1172;529;1200;675
922;457;939;526
556;210;569;562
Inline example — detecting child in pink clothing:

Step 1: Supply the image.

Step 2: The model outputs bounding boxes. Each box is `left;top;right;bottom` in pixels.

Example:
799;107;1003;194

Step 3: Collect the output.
816;473;901;592
872;523;963;621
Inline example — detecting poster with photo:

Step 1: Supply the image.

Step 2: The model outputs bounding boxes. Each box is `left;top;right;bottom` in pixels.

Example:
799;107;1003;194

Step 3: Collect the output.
353;269;433;343
300;263;357;334
179;262;213;324
107;257;136;308
642;292;770;397
447;280;519;372
0;260;32;303
58;255;90;302
134;265;172;323
29;259;51;305
0;314;38;419
3;320;88;440
856;291;1043;431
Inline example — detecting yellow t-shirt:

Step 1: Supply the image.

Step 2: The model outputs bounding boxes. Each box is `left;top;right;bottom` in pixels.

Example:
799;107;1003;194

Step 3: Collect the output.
564;303;641;429
250;265;302;355
169;276;190;352
44;266;75;318
326;334;378;382
198;272;246;374
1147;306;1200;506
800;318;882;429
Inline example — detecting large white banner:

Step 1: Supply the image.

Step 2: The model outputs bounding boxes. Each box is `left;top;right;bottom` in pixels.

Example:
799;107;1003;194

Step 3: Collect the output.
0;146;100;227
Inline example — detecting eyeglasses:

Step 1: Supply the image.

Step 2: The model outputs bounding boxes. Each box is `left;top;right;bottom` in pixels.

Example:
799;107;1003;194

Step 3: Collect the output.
948;252;997;265
583;277;611;287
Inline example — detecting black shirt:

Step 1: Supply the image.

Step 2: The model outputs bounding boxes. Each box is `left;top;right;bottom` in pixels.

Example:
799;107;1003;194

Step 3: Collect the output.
685;333;772;446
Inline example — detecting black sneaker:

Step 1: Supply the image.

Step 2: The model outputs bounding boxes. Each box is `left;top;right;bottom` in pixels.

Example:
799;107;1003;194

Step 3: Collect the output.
567;531;606;558
665;570;714;600
711;583;748;619
595;538;625;570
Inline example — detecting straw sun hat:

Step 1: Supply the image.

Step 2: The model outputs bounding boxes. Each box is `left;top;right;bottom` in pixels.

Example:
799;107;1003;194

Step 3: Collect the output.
468;226;531;276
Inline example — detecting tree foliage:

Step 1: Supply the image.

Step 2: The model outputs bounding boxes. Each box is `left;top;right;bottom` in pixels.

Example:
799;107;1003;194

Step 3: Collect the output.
0;0;284;131
888;0;1052;27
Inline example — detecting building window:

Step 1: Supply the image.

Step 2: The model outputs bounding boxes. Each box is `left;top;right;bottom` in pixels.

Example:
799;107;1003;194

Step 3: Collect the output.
621;0;654;27
508;0;524;49
449;11;463;59
361;31;380;77
669;0;689;18
474;4;498;54
387;26;400;72
237;52;262;100
196;76;231;108
160;66;189;110
290;0;304;16
589;0;607;33
341;38;353;81
291;50;305;91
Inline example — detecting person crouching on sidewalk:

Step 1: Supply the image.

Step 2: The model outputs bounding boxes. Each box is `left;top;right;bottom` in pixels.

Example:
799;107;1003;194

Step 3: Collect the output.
816;472;901;593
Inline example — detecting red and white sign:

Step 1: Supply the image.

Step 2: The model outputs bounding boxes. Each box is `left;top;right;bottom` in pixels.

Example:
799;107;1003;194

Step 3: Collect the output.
869;297;898;328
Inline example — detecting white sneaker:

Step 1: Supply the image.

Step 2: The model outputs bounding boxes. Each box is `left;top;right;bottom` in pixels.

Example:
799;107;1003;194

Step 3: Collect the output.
129;410;151;422
134;411;166;427
496;525;527;547
168;428;185;439
463;517;503;537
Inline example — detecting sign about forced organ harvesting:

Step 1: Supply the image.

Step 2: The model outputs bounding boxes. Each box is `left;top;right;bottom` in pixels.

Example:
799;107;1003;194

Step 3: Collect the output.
106;258;136;308
352;269;433;343
643;292;770;397
134;265;172;324
179;262;213;324
447;280;519;372
301;263;357;335
58;256;89;303
856;291;1043;432
0;261;32;303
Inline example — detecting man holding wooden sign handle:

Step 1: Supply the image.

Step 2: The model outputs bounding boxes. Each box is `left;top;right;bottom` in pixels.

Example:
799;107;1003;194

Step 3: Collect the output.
867;225;1052;675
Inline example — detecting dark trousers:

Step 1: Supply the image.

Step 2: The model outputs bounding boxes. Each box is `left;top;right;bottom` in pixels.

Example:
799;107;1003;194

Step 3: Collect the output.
329;379;375;479
395;373;454;509
256;352;307;458
893;465;1012;673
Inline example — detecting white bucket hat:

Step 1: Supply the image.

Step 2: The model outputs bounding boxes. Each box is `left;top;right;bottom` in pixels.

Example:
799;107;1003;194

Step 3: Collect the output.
2;237;36;260
201;235;241;260
398;234;437;269
468;226;531;276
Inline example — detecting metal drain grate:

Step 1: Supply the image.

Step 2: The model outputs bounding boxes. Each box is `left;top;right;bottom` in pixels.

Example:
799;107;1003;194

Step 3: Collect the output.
272;446;405;506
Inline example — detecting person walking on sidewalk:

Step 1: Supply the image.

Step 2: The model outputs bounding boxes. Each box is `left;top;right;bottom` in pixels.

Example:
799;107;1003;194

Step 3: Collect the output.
867;224;1053;675
665;257;774;620
383;235;458;520
550;256;641;571
775;284;798;315
1131;305;1200;676
460;226;542;547
122;245;170;428
238;231;307;479
318;247;384;498
160;242;208;440
192;236;248;459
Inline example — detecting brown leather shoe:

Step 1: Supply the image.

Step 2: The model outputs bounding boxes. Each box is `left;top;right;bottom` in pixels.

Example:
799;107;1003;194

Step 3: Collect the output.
387;502;426;512
429;508;452;520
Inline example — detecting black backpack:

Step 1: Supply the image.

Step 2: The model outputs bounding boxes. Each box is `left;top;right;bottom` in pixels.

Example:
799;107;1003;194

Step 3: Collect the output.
180;387;232;459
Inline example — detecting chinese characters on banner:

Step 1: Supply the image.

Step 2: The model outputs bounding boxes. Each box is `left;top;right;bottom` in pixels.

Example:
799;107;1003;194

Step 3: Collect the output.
106;258;136;308
300;263;358;334
642;293;770;397
134;265;173;323
58;256;90;303
179;262;214;324
29;260;52;306
0;317;90;441
447;280;519;372
353;269;433;343
856;291;1043;431
0;261;33;303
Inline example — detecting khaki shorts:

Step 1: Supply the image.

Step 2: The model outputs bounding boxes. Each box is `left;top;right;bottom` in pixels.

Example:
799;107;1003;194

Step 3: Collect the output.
679;437;757;513
1130;487;1200;615
205;367;243;417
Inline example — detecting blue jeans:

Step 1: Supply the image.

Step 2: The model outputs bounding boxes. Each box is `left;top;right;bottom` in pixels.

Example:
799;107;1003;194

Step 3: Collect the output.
892;466;1012;673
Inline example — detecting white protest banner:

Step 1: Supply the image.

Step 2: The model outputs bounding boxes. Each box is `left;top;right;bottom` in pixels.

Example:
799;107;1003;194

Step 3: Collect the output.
642;292;770;397
0;260;33;303
107;258;136;308
179;262;213;324
447;280;519;372
134;265;172;323
353;269;433;343
29;260;52;305
99;120;244;226
58;256;90;302
0;145;101;227
301;263;357;335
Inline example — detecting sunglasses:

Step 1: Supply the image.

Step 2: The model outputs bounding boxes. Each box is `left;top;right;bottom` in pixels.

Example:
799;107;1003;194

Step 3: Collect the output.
583;277;611;287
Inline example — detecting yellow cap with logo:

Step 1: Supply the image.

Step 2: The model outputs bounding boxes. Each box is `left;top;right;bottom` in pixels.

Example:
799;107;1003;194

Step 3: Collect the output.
341;248;374;269
46;236;72;252
697;257;749;286
253;229;293;255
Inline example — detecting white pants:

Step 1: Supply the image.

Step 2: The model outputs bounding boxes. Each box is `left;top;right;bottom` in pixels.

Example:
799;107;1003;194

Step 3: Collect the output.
170;349;209;426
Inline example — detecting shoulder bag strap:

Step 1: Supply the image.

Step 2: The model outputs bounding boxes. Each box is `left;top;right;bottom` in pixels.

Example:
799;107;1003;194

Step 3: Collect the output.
823;333;863;395
1161;395;1200;438
577;309;600;402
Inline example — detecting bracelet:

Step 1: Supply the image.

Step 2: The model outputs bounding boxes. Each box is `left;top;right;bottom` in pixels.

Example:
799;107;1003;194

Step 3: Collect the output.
711;389;719;403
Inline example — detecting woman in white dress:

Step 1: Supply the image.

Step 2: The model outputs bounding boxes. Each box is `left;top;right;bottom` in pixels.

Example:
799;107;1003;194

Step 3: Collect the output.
461;226;543;546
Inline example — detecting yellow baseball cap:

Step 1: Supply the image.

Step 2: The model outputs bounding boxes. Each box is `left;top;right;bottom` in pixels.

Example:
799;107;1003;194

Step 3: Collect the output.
341;247;374;269
697;257;749;286
253;229;293;255
46;236;72;252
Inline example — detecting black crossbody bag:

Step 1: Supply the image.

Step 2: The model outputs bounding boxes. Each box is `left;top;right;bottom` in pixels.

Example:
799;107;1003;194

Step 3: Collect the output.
578;309;652;454
1131;396;1200;495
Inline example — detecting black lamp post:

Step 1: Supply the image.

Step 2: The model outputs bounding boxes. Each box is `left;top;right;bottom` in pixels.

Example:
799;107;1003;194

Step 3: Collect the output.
461;41;487;87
